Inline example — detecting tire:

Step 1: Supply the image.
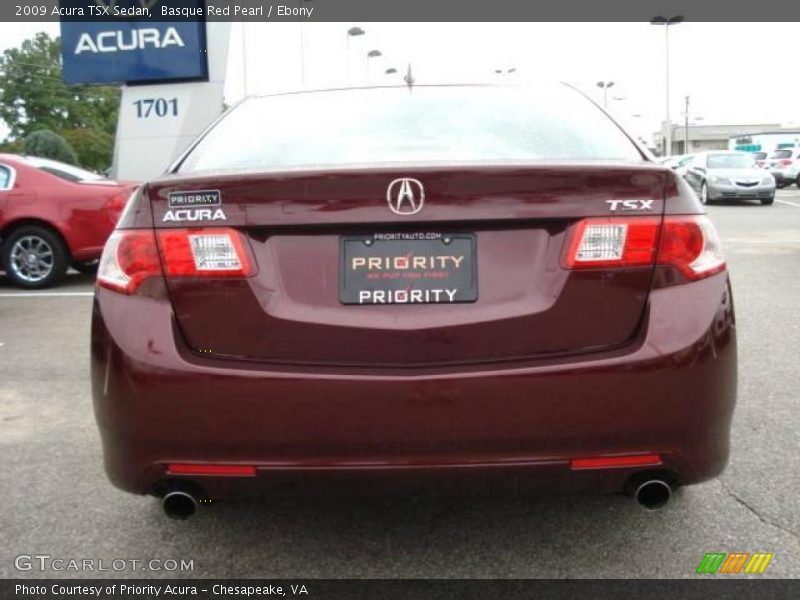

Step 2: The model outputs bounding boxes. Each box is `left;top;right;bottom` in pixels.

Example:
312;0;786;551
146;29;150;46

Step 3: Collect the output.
700;182;711;205
72;260;99;275
761;196;775;206
2;225;69;289
796;175;800;189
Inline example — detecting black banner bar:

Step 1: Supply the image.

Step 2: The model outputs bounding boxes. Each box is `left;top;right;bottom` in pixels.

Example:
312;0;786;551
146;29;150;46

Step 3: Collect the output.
2;0;800;22
3;579;800;600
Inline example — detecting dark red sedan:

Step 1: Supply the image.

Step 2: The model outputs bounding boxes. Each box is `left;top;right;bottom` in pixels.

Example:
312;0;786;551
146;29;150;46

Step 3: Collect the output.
0;154;135;288
91;85;737;519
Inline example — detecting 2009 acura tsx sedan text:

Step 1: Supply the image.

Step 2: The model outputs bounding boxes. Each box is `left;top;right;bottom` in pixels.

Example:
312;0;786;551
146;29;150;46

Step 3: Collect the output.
90;85;737;519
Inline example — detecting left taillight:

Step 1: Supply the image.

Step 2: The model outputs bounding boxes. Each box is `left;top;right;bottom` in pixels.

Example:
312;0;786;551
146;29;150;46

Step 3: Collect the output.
97;230;161;294
97;228;254;295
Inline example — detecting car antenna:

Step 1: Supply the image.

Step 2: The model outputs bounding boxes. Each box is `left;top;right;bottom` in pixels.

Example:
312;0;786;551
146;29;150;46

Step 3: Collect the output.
403;63;415;91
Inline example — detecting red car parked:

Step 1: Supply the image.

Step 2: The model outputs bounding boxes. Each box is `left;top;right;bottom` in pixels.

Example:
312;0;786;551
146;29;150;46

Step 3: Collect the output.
91;85;737;519
0;154;135;288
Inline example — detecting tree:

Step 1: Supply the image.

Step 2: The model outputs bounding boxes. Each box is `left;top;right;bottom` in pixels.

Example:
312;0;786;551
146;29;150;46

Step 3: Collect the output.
0;32;120;168
0;138;24;154
24;130;78;164
61;128;114;172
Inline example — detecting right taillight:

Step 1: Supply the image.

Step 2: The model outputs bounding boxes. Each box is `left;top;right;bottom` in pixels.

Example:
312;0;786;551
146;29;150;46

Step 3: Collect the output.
657;215;725;280
97;228;254;295
564;215;725;282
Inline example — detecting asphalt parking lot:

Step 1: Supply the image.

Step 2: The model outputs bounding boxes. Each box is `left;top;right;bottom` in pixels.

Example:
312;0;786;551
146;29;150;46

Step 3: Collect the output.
1;190;799;579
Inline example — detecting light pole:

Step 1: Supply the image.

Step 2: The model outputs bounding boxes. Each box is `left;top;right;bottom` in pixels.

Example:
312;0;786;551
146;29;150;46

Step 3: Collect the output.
684;95;690;155
366;49;382;82
596;81;614;108
682;100;704;156
651;15;683;156
297;0;314;86
241;22;248;96
346;26;365;83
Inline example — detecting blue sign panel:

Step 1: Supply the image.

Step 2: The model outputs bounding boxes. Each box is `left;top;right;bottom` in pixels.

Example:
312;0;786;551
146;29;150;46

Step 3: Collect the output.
60;20;208;85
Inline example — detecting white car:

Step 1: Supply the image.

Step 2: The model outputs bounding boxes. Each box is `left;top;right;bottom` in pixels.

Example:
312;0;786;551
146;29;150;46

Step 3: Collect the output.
768;148;800;188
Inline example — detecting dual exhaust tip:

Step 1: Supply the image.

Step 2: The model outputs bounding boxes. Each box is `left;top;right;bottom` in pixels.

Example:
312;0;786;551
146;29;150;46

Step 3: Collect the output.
160;476;674;519
632;478;672;510
162;490;198;520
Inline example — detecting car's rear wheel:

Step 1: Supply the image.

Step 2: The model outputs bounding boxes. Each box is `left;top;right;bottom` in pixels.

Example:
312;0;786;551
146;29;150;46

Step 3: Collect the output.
796;175;800;189
2;226;68;289
700;182;711;205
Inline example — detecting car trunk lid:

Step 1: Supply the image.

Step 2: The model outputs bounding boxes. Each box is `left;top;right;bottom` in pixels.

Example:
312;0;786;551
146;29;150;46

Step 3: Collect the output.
149;163;666;367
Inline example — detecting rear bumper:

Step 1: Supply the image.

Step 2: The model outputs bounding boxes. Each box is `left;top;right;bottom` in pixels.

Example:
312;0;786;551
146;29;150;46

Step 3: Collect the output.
90;273;737;497
71;246;105;262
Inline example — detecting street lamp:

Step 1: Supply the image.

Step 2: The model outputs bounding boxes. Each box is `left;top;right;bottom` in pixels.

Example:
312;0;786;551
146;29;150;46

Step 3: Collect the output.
596;81;614;108
297;0;314;86
651;15;683;156
345;26;366;83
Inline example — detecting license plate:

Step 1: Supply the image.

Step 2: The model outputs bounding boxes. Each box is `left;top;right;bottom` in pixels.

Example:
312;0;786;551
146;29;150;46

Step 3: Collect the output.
340;233;478;305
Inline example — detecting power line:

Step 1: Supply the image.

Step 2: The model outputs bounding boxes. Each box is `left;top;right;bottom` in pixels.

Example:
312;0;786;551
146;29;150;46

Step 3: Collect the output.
0;67;65;83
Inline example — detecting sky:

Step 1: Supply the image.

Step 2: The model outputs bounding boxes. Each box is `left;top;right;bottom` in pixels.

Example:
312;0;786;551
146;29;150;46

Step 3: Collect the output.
1;21;798;144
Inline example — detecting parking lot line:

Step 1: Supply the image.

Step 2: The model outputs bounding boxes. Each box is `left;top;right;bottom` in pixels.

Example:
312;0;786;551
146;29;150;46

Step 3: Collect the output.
776;199;800;208
0;291;94;298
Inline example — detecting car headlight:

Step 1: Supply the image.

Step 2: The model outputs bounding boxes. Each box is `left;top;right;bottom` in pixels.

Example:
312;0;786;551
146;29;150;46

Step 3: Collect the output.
709;176;732;185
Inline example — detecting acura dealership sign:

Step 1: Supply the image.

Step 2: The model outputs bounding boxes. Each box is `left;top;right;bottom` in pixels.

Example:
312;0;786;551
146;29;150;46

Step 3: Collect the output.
61;20;208;84
58;1;229;180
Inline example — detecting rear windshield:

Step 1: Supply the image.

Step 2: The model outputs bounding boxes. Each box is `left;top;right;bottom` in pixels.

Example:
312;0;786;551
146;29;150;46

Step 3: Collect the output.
178;86;643;173
707;153;755;169
771;149;794;159
753;152;767;160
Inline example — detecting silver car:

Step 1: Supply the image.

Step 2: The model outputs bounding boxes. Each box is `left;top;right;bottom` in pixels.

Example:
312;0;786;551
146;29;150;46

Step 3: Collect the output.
684;151;776;206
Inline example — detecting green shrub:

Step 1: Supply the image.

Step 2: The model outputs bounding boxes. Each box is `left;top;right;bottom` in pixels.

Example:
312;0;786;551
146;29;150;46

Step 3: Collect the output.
24;129;78;164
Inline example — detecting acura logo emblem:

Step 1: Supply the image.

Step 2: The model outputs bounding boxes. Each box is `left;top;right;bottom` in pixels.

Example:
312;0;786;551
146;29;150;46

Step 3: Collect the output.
386;178;424;215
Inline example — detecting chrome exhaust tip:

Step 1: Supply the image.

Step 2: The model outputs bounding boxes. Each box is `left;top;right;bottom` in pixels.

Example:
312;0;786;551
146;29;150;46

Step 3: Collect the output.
633;479;672;510
162;490;198;520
